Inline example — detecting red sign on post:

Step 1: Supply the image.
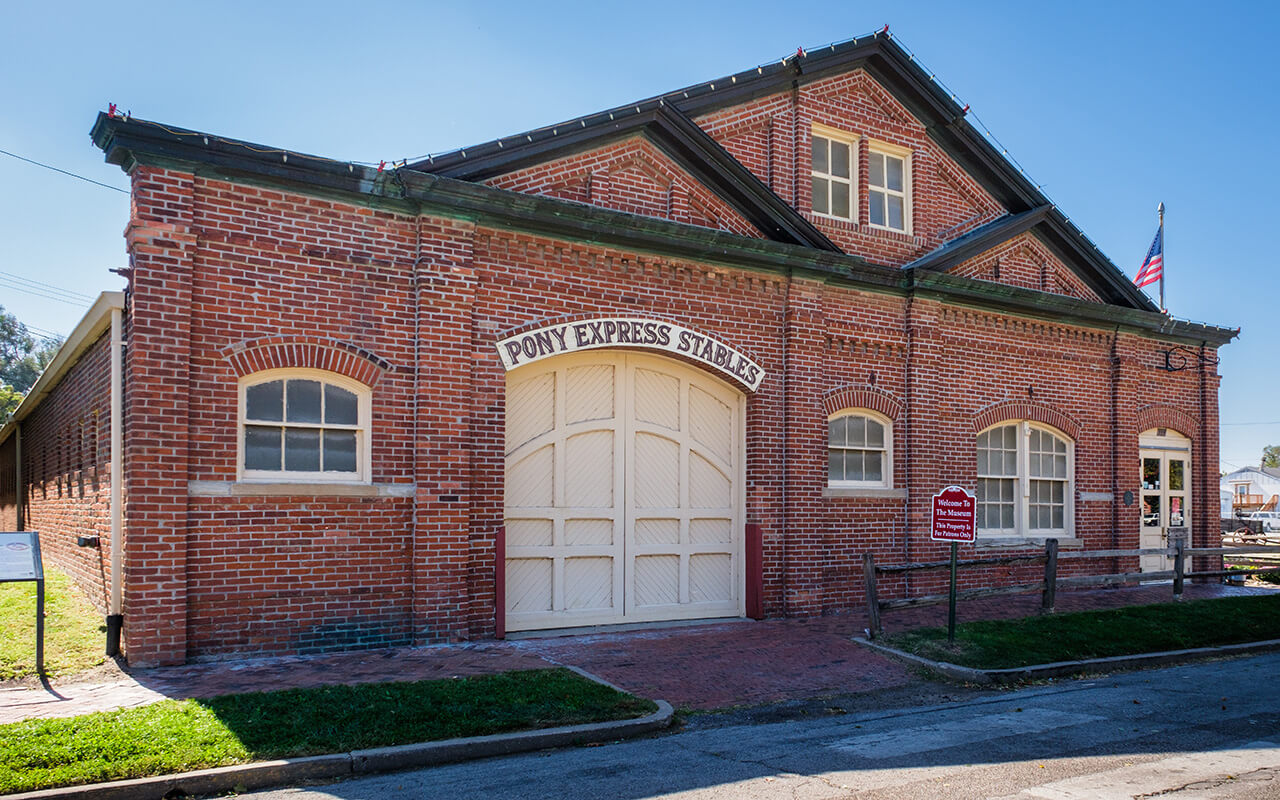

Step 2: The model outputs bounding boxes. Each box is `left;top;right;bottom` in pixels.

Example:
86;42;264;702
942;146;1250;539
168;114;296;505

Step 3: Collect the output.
931;486;977;543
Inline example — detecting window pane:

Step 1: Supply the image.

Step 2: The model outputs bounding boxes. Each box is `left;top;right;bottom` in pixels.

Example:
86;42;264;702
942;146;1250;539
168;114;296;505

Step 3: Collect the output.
977;430;990;450
323;430;358;473
829;416;846;447
325;384;358;425
1143;457;1160;490
1003;425;1018;449
977;449;989;475
1052;506;1064;528
828;449;844;482
831;141;850;179
812;177;829;215
865;452;882;482
831;182;850;219
286;380;323;423
1001;503;1014;528
244;426;281;471
1169;460;1185;491
1003;451;1017;475
1055;454;1067;479
812;136;829;173
246;381;283;422
285;428;321;471
869;191;885;226
869;152;884;187
886;155;904;191
1143;495;1161;526
846;451;864;481
866;420;884;448
847;416;866;447
888;195;904;230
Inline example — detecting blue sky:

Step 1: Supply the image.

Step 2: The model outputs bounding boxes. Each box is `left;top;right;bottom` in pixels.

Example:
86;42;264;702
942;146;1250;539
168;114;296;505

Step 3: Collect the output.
1;0;1275;471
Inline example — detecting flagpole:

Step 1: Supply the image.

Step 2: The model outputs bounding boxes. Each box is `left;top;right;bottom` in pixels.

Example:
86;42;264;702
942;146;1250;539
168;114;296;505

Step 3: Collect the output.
1158;201;1165;312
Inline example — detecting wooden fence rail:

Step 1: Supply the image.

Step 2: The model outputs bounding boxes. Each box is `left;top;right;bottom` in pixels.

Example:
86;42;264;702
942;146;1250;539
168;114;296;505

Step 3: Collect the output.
861;537;1280;639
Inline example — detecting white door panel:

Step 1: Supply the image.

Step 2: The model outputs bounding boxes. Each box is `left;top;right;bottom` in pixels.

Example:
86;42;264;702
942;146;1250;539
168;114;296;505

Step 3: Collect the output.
504;351;743;631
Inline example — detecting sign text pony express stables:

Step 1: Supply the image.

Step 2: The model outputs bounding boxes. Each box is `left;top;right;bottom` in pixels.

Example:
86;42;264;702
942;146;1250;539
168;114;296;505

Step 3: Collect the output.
496;318;765;392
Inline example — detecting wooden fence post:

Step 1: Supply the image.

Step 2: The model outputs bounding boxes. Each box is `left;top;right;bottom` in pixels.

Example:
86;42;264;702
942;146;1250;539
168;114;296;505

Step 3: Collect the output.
862;552;882;639
1173;537;1185;600
1041;538;1059;614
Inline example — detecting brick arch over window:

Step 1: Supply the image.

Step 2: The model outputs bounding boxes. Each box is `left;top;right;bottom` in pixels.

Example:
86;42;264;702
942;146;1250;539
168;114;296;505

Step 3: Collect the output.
821;385;904;421
1135;405;1199;439
223;336;392;388
972;400;1081;441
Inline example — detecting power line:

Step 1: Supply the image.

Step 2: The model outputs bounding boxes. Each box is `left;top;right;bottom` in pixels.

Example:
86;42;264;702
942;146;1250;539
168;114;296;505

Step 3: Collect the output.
0;270;96;302
0;277;92;307
0;147;129;194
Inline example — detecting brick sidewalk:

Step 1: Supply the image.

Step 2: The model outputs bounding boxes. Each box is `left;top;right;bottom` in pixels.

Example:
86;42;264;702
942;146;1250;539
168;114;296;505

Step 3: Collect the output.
1;583;1272;723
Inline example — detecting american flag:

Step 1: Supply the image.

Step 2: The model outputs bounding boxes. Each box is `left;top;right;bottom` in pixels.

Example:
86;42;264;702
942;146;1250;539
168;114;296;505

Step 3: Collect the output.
1134;226;1163;288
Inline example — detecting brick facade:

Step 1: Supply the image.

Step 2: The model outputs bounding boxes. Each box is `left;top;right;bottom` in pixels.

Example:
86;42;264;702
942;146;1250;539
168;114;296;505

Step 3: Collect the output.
5;38;1233;666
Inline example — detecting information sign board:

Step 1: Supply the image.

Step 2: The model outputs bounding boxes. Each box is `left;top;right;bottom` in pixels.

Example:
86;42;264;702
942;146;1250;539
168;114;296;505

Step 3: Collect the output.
0;532;41;581
930;486;977;544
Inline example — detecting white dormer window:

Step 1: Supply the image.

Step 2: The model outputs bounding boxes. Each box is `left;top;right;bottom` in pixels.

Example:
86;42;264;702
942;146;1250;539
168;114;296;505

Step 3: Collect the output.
867;142;911;233
811;126;857;221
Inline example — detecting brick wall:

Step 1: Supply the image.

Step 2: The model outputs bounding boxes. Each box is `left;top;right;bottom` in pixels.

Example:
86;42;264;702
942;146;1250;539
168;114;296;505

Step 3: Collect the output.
2;331;114;612
14;166;1222;664
487;137;765;238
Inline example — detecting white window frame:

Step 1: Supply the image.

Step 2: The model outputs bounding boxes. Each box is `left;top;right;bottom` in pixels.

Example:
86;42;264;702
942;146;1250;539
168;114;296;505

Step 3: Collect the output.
810;124;858;222
827;409;892;489
866;139;912;234
237;368;373;484
975;420;1074;540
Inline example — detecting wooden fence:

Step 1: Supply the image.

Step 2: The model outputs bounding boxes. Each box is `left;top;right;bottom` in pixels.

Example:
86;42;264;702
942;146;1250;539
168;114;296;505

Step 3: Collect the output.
861;537;1280;639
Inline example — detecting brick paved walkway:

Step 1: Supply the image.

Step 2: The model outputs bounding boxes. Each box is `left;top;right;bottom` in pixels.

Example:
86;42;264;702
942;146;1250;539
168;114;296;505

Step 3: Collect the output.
1;583;1272;724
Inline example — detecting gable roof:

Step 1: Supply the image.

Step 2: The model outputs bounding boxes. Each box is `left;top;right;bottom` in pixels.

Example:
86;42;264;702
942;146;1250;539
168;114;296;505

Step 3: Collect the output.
409;30;1158;312
425;104;839;251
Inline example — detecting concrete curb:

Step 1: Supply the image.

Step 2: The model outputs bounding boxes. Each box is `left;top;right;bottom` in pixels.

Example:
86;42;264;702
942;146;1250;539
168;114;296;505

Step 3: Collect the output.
7;701;674;800
853;636;1280;684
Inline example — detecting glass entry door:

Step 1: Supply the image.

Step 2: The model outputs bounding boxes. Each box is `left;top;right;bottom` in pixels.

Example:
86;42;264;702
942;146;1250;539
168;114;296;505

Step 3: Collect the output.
1139;430;1191;575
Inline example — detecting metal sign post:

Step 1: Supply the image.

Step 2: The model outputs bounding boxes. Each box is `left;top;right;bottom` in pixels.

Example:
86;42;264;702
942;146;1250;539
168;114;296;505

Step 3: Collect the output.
1;532;45;675
930;487;977;645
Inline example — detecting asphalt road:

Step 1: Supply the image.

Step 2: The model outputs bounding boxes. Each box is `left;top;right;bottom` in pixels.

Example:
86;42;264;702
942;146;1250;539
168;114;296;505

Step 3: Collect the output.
241;652;1280;799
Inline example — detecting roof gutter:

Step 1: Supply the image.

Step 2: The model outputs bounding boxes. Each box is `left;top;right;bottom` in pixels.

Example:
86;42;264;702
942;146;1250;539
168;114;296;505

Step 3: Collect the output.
0;292;125;445
90;115;1237;346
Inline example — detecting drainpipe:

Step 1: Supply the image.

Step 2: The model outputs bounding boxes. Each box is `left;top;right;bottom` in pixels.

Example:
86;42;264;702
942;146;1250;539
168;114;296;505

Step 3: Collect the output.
105;307;123;656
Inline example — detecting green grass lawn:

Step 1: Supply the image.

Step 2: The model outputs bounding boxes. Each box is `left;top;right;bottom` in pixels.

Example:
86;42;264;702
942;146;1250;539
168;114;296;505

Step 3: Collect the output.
0;668;657;794
881;593;1280;671
0;566;106;680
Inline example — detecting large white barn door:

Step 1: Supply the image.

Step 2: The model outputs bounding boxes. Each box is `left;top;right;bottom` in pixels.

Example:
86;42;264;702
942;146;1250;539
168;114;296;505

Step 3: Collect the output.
504;351;743;631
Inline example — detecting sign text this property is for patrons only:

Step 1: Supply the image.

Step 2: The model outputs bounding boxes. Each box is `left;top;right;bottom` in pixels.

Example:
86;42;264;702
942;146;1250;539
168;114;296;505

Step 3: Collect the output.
931;486;977;543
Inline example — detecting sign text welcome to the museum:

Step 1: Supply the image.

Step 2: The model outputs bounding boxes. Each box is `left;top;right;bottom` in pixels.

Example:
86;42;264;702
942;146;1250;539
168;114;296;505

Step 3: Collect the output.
497;318;765;392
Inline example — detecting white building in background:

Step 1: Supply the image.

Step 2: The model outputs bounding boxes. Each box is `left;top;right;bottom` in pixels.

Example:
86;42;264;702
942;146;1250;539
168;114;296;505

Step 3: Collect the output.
1222;466;1280;513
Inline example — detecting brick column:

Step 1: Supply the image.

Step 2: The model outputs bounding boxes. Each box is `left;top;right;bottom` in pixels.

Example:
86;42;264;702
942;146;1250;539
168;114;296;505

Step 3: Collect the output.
782;277;825;615
122;166;196;666
903;297;943;596
1195;345;1223;577
412;217;478;642
1110;333;1142;570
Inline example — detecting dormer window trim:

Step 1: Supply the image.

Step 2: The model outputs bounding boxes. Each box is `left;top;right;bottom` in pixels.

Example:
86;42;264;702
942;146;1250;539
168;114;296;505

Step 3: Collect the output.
810;124;859;223
866;139;913;235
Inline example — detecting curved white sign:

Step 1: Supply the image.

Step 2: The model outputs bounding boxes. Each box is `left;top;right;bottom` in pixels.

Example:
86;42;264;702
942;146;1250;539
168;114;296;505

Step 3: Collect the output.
497;318;765;392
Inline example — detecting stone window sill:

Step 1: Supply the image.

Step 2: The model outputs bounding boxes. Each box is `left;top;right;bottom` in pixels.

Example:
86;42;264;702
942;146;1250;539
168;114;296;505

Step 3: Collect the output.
188;480;415;498
974;536;1083;550
822;487;908;500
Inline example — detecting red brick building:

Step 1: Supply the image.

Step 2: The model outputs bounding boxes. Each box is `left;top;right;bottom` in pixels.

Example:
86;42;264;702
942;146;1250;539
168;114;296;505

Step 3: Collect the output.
0;33;1235;666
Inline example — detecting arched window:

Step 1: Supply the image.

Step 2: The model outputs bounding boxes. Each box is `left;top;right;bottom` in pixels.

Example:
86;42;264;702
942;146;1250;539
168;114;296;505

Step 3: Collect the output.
828;410;892;488
238;370;371;482
976;421;1073;538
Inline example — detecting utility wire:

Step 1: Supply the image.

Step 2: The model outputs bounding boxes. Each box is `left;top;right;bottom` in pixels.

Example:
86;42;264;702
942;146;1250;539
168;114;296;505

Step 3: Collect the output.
0;270;96;302
0;147;129;194
0;277;92;307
